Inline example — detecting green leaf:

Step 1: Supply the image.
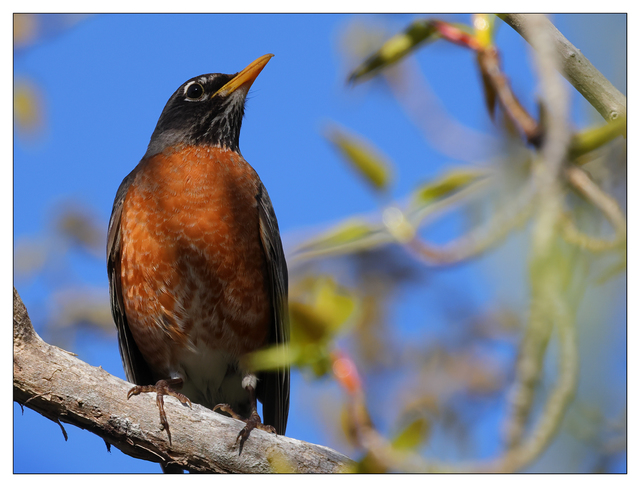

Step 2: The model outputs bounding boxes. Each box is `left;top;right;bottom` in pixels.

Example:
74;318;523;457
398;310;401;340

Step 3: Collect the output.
326;126;393;191
14;79;43;134
348;19;440;82
412;168;482;207
246;343;292;372
391;416;431;451
283;276;358;377
314;278;357;335
247;340;332;377
296;218;376;255
355;452;388;473
289;277;356;344
290;301;331;344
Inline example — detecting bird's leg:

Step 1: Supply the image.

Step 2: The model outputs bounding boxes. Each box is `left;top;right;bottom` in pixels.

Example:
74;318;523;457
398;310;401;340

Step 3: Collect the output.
127;378;192;444
213;374;276;454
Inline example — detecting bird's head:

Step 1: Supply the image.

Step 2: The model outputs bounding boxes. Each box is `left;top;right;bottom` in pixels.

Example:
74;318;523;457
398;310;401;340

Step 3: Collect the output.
145;54;273;157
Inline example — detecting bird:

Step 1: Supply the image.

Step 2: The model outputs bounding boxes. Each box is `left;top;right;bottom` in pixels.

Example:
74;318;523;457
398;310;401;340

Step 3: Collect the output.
106;54;289;472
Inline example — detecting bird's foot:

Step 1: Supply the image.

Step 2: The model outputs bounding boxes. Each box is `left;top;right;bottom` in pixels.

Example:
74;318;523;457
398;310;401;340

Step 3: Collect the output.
213;404;276;454
127;378;191;444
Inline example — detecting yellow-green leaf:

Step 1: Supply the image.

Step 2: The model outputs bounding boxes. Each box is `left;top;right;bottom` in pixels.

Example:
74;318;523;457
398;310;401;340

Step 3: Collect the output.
412;168;482;206
348;19;440;82
355;452;388;473
14;80;43;133
314;278;357;334
289;278;356;345
326;126;393;191
247;340;331;376
246;343;292;372
391;416;431;451
296;218;376;255
290;301;331;344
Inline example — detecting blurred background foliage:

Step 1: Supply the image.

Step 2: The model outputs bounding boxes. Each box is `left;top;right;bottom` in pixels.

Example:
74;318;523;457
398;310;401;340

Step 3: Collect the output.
14;14;626;473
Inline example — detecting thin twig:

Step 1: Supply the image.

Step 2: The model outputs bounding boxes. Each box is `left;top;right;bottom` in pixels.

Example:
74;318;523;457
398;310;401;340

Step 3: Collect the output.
565;166;626;235
288;176;492;267
476;45;542;146
559;165;626;251
560;215;622;252
408;177;536;265
487;294;578;472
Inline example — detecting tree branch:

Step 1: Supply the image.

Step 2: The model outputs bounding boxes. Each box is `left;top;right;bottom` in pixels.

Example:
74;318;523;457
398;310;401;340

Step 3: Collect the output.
498;14;626;122
499;12;575;459
407;178;536;265
13;287;353;473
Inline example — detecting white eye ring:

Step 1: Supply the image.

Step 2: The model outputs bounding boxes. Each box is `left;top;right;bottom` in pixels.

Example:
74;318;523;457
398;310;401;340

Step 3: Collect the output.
184;81;206;101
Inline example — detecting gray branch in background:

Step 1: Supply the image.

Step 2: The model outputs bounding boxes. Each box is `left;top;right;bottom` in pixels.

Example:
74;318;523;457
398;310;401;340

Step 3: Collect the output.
498;13;626;122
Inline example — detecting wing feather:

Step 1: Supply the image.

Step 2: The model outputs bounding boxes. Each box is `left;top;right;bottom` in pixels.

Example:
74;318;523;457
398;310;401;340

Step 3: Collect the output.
255;184;290;435
107;169;154;386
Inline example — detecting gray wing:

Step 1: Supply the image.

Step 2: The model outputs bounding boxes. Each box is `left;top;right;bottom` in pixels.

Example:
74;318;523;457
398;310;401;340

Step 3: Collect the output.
256;183;290;436
107;168;154;386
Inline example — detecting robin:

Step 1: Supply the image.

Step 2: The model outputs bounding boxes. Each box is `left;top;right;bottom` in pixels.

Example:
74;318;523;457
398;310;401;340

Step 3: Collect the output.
106;54;289;471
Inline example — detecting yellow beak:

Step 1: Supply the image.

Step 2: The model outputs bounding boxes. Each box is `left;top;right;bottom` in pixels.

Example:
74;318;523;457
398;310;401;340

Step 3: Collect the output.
213;53;274;98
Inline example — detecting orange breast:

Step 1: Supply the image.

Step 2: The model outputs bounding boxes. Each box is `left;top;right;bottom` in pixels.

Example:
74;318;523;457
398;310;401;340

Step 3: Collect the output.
119;145;271;376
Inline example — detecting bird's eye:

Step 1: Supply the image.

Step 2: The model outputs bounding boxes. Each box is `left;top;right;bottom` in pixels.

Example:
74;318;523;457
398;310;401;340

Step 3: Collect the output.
185;83;205;100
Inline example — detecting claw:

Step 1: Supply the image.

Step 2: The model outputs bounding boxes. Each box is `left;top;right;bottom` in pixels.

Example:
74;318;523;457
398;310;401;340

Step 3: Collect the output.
127;378;191;445
213;402;277;455
235;411;277;454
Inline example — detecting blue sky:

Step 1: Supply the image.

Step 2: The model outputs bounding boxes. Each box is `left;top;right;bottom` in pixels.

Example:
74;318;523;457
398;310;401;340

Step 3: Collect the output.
12;13;626;473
